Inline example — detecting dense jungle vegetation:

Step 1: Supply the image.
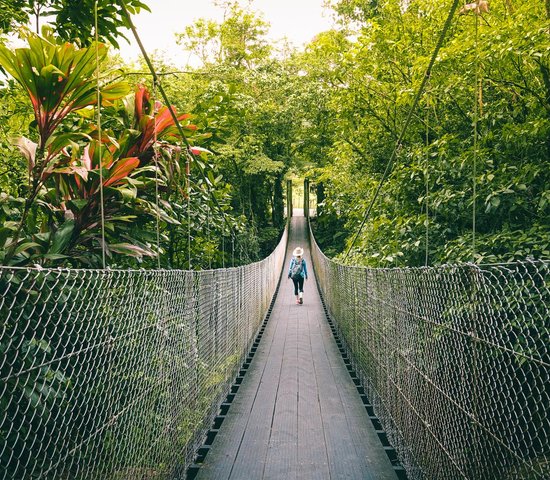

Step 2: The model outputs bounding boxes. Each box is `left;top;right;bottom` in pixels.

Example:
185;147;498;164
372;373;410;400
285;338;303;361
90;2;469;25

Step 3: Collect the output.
0;0;548;269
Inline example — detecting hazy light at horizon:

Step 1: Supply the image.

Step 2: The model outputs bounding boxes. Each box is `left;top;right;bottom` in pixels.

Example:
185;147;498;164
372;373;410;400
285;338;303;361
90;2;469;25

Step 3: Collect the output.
117;0;334;66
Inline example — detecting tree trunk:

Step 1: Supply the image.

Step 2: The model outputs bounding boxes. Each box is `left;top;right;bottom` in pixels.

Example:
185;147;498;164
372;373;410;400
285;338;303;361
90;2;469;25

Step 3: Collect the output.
316;183;325;217
272;174;284;228
537;61;550;156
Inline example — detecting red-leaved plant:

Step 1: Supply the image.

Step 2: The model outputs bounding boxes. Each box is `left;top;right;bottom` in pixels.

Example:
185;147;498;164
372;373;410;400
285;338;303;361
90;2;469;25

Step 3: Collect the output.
0;29;199;266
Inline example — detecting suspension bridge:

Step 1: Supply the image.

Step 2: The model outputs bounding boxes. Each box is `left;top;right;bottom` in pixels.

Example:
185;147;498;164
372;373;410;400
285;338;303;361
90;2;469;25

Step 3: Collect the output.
1;209;548;479
194;215;397;480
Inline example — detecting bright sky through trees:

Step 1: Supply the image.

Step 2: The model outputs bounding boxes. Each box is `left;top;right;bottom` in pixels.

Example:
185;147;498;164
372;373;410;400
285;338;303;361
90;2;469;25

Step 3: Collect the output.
118;0;334;66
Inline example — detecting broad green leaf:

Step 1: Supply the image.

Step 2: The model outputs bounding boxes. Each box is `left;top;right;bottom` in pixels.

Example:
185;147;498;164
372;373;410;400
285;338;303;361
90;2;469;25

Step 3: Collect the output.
49;220;75;255
109;242;155;257
101;81;131;102
42;253;69;260
0;227;12;247
14;242;41;254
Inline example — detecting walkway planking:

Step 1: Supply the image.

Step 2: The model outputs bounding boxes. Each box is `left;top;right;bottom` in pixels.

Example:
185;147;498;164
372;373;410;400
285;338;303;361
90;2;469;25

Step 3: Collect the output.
196;215;397;480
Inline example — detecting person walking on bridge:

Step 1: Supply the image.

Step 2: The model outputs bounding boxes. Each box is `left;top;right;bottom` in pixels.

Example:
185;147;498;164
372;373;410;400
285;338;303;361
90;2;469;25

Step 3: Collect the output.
288;247;308;304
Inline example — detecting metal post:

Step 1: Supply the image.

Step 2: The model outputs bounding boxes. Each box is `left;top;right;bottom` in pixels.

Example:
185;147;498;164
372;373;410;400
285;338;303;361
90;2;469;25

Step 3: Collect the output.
286;179;293;220
316;182;324;218
304;178;310;219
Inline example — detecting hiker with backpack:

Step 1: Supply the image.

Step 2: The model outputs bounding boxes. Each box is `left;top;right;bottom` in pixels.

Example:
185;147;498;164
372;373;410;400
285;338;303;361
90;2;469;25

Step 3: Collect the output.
288;246;308;305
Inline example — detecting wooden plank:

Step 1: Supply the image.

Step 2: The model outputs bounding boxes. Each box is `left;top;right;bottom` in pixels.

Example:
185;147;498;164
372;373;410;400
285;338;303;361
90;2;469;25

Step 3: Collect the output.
309;314;372;479
223;304;289;479
263;312;299;479
297;310;330;479
322;322;398;480
196;315;286;479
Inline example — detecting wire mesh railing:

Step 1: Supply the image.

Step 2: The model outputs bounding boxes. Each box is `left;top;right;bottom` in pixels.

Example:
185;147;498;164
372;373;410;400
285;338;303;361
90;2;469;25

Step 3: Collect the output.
0;227;287;480
310;226;549;480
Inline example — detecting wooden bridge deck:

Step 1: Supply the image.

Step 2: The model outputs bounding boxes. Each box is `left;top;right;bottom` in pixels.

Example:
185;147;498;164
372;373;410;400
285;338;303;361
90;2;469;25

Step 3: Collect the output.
196;215;397;480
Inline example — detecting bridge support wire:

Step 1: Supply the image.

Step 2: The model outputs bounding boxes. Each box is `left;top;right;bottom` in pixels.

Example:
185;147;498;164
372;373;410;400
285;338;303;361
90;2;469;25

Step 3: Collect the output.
344;0;461;262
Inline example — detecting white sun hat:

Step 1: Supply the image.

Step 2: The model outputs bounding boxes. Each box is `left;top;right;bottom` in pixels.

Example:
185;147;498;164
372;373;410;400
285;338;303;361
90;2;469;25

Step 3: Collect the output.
293;247;304;257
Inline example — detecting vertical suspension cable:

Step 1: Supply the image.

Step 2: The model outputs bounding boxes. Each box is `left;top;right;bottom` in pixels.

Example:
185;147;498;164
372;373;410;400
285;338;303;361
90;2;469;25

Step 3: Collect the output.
94;1;106;269
472;11;480;261
222;233;225;269
425;93;430;267
119;2;239;265
187;153;191;269
152;79;161;269
207;207;211;269
343;0;462;261
471;8;483;446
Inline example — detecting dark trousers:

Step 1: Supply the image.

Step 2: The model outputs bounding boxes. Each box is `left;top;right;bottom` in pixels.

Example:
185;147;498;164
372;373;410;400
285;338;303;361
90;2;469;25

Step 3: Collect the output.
292;277;304;296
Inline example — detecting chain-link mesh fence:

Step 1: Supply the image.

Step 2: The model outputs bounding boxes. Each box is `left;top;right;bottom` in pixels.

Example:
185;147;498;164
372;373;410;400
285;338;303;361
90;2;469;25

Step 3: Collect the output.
0;228;287;480
310;228;549;480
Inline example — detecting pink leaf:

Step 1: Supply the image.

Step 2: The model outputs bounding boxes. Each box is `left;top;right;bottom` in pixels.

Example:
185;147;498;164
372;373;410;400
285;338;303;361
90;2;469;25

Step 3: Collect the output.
15;136;37;173
103;157;140;187
190;146;212;156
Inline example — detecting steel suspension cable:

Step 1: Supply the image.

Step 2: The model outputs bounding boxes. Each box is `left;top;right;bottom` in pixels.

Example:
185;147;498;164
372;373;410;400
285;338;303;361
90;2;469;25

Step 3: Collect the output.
152;78;162;269
472;11;480;261
222;234;225;269
120;3;240;264
94;1;106;269
425;93;430;267
207;208;212;269
344;0;462;262
187;152;191;269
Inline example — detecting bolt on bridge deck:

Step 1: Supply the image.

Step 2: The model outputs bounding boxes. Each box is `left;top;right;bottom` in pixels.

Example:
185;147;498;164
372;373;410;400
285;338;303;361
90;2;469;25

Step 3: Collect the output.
195;216;397;479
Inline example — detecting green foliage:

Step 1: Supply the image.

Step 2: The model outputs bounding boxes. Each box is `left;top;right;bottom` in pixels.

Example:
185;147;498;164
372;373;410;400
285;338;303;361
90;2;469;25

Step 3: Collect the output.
0;78;33;196
0;0;151;48
0;0;28;33
1;0;547;269
177;1;271;68
0;29;213;267
0;27;125;149
172;4;297;251
303;0;550;266
0;20;270;270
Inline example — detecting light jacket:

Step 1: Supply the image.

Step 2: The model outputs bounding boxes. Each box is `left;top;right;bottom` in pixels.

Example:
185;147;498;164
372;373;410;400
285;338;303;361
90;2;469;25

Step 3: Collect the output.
288;257;308;279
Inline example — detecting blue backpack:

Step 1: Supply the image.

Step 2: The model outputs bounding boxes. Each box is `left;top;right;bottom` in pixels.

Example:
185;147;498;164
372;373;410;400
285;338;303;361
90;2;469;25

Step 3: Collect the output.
291;259;303;280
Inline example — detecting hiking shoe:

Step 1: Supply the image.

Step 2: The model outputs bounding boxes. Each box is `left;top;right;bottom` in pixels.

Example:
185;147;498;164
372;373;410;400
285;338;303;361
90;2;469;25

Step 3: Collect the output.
299;298;303;304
